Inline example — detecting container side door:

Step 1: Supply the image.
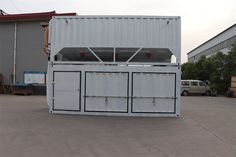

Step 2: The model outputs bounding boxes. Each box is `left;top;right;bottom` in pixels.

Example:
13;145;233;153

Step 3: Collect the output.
132;73;176;113
53;72;80;111
85;72;128;112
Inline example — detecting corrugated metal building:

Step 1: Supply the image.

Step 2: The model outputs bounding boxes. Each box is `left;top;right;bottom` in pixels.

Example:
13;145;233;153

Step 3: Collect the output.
0;11;76;94
188;24;236;62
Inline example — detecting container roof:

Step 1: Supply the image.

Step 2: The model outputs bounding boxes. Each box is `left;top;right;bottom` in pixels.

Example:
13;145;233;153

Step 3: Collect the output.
0;11;77;22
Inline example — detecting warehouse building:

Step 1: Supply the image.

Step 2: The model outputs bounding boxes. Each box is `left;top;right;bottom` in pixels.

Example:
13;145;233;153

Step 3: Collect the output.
0;11;76;94
188;24;236;62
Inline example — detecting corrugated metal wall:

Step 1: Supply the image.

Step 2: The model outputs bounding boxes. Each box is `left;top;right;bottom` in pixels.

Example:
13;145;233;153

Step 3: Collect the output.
50;16;181;62
0;23;14;84
0;21;47;84
188;25;236;60
16;21;47;83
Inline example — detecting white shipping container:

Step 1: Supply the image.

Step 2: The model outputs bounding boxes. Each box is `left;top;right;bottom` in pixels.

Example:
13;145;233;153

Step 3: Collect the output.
49;16;181;63
47;16;181;117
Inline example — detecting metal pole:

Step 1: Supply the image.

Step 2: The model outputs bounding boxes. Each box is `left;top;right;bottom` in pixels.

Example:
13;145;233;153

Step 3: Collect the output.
13;22;17;84
113;47;116;62
126;48;142;62
87;47;103;62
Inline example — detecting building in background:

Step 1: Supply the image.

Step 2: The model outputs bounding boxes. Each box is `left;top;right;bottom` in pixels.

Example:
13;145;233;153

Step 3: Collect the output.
0;11;76;94
188;24;236;62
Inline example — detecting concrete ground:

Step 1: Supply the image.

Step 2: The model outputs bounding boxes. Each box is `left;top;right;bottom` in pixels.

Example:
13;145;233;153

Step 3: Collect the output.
0;95;236;157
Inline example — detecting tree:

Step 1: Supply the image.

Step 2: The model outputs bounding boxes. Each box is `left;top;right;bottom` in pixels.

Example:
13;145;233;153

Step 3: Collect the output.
209;52;227;93
181;62;197;79
194;56;213;81
224;44;236;83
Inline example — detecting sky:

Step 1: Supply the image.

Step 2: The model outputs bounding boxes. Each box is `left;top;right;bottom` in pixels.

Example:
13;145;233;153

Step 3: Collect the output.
1;0;236;63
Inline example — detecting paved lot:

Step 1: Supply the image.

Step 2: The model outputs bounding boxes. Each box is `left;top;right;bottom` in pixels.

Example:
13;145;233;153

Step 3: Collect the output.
0;95;236;157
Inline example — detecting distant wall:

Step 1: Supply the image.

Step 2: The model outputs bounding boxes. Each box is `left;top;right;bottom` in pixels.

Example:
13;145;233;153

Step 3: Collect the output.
0;23;14;84
0;21;48;84
188;35;236;62
16;21;47;83
187;24;236;63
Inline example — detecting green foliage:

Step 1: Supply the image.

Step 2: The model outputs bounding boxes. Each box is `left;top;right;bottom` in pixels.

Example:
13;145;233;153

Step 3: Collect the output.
181;62;197;79
182;44;236;94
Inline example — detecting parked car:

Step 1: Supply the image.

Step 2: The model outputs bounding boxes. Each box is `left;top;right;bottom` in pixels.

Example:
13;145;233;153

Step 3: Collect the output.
181;80;211;96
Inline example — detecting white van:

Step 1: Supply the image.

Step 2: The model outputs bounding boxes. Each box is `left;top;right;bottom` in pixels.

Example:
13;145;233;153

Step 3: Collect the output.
181;80;211;96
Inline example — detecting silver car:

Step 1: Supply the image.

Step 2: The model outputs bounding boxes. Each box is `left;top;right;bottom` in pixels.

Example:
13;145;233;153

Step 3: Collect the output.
181;80;211;96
